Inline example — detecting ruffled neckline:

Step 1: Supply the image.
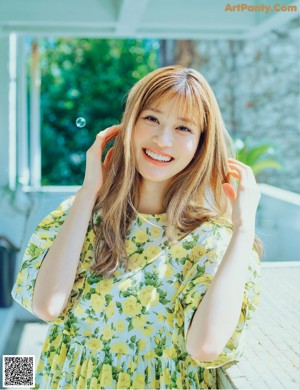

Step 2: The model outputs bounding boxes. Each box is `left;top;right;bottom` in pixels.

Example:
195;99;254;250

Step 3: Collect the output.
135;212;168;227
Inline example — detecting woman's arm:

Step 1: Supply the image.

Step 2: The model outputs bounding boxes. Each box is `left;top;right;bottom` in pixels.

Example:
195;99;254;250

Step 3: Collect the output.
32;188;97;321
32;124;121;322
186;227;255;361
186;158;261;361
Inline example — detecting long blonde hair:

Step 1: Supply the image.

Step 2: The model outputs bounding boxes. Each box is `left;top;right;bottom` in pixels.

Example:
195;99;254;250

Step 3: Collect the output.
91;65;263;277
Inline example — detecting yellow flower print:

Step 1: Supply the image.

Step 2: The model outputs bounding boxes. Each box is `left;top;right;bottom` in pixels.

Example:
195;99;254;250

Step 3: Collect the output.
132;315;147;330
182;260;193;278
118;279;133;292
33;260;42;269
56;343;67;366
117;372;131;389
87;359;94;378
150;226;161;238
172;333;179;344
105;301;115;319
15;285;22;295
186;291;201;306
204;369;214;388
96;278;113;295
128;253;145;270
157;313;165;322
166;312;174;327
16;269;26;285
39;233;50;240
160;263;174;278
135;229;148;244
86;337;102;350
73;350;80;362
206;249;218;260
144;350;156;358
40;216;53;225
143;245;161;259
23;297;31;310
122;296;142;316
90;377;99;389
163;346;177;358
162;367;171;386
90;294;105;312
85;316;95;325
83;329;92;337
100;364;113;388
138;339;146;352
132;373;145;389
115;320;126;333
125;239;136;255
138;285;159;308
176;374;183;389
189;245;206;261
141;325;154;336
111;342;129;354
194;274;213;287
169;244;187;259
102;325;114;341
74;304;84;317
176;310;184;327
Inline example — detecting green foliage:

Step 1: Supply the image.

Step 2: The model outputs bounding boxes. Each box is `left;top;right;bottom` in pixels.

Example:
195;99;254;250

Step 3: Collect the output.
234;138;283;178
38;38;159;185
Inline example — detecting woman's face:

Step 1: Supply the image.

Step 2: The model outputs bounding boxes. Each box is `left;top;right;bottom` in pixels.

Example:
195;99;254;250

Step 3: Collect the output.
133;97;201;186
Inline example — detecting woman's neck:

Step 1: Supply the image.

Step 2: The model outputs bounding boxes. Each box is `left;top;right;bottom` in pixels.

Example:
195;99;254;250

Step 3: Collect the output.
137;179;169;214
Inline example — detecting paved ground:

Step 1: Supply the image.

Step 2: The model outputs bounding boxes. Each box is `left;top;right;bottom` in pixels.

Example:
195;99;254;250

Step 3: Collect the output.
5;262;300;389
219;262;300;389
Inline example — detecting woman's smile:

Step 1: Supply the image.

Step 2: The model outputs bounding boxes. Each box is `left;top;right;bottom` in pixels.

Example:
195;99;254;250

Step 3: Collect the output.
133;97;201;186
142;148;175;165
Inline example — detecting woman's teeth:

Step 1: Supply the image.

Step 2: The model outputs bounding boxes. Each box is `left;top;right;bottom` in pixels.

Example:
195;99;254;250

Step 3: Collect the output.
144;149;172;162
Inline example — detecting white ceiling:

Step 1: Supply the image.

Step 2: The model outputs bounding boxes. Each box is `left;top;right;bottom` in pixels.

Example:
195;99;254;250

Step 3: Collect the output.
0;0;298;40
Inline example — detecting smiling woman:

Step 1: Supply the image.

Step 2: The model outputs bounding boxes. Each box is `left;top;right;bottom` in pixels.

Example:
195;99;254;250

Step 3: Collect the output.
12;65;263;389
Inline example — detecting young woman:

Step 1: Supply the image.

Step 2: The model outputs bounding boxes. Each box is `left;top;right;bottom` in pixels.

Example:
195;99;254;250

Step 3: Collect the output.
12;65;262;389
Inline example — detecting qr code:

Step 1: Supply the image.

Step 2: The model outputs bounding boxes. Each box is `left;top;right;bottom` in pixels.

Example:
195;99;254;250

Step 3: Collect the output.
2;355;35;388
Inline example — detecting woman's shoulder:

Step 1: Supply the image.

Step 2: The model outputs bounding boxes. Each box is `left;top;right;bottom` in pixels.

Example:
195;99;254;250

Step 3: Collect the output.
36;195;76;230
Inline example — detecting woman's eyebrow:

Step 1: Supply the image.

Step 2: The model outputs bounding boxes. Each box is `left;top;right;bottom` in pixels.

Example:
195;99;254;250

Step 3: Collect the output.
144;107;197;126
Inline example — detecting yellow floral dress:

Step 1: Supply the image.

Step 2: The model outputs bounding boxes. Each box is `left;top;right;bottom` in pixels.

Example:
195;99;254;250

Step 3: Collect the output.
11;195;261;390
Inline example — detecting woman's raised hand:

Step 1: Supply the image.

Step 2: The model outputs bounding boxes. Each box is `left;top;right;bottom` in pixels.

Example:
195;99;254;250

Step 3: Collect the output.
222;158;261;233
81;124;121;196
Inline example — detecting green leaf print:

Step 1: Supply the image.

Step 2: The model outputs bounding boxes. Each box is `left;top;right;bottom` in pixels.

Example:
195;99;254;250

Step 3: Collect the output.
182;240;196;250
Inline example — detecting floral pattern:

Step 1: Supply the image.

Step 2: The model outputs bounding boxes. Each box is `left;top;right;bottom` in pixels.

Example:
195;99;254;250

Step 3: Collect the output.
11;195;261;389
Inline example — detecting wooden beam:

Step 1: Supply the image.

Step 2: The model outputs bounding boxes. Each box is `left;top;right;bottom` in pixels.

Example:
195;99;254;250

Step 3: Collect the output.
115;0;149;35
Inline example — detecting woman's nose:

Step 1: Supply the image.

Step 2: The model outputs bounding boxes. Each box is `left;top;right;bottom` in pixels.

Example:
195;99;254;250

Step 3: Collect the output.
152;127;173;148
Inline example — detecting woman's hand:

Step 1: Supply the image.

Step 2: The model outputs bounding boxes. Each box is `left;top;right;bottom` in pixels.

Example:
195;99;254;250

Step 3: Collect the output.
222;158;261;233
81;124;121;196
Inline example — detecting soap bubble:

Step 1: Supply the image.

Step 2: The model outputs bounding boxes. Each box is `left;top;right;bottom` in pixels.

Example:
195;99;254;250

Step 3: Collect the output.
76;117;86;128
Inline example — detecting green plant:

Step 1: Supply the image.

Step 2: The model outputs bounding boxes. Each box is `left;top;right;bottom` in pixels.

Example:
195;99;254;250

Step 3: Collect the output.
233;138;283;176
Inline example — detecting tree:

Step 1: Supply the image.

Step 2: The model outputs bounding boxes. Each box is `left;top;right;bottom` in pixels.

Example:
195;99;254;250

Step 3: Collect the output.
38;38;159;185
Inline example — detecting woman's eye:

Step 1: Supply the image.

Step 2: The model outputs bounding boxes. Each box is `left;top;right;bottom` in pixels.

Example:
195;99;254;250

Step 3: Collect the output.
144;115;159;123
178;126;192;133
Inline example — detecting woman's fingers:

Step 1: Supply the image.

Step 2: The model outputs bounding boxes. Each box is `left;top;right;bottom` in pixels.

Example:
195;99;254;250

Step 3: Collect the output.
96;124;121;151
103;147;115;170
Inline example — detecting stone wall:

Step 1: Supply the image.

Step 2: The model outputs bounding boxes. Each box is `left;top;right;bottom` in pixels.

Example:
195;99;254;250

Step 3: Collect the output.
187;17;299;193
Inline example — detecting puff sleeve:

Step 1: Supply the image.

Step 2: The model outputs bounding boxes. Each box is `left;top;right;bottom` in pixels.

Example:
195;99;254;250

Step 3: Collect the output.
11;195;77;319
175;219;261;369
